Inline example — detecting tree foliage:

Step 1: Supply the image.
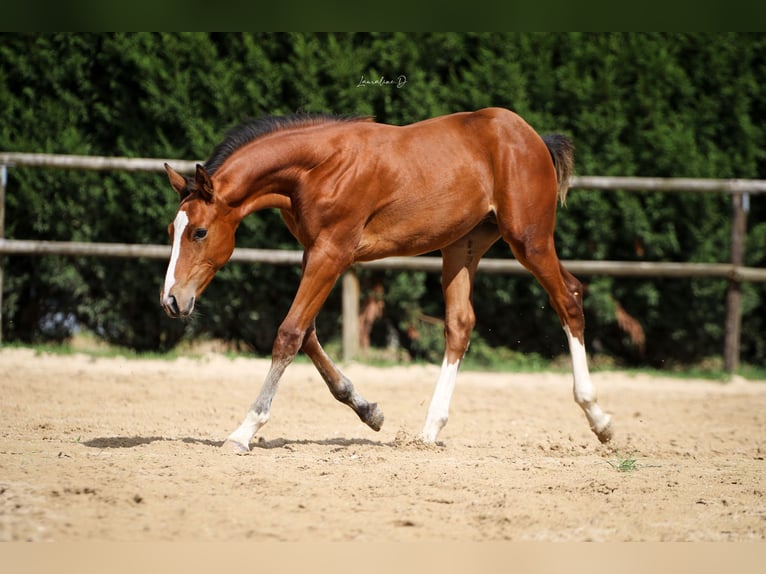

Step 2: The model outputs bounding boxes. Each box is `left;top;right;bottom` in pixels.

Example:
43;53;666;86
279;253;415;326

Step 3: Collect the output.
1;33;764;365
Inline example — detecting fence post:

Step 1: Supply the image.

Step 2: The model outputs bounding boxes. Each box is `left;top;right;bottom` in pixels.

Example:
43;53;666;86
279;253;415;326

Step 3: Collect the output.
0;164;6;345
724;192;748;373
342;269;359;362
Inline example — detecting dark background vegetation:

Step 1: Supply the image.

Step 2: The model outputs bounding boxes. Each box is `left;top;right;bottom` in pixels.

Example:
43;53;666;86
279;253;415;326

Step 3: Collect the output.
1;33;764;367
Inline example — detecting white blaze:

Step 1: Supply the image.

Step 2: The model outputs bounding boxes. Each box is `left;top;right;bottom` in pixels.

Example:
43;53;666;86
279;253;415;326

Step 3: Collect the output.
163;210;189;297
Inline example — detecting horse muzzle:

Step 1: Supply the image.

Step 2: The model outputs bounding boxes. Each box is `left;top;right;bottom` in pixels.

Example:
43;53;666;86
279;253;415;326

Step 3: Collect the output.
161;292;196;318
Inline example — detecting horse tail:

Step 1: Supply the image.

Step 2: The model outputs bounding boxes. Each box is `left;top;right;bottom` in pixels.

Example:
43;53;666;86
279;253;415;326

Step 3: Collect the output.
541;134;574;206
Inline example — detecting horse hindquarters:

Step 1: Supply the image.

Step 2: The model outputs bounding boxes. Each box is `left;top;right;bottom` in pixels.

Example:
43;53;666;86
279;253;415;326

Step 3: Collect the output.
493;136;613;443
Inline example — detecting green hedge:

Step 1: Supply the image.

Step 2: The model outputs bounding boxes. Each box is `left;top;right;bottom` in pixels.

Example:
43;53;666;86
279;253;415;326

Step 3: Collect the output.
1;33;765;365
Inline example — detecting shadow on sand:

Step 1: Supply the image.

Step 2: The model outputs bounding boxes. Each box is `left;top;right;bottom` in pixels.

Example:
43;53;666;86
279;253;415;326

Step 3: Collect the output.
81;435;400;450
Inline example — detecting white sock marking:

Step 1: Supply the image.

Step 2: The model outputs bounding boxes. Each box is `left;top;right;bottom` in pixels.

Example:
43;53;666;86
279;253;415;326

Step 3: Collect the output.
226;409;270;450
564;325;611;435
163;210;188;297
225;357;291;452
421;358;460;443
565;325;593;404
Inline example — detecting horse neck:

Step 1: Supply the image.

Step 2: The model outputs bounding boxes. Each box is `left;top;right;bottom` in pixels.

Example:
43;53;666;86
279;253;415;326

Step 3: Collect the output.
217;136;318;218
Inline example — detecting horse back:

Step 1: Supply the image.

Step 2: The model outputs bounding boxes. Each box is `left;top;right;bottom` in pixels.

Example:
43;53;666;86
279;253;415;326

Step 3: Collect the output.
298;108;556;261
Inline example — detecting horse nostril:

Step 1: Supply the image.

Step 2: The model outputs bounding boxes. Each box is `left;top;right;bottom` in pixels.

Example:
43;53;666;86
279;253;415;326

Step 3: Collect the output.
165;294;180;317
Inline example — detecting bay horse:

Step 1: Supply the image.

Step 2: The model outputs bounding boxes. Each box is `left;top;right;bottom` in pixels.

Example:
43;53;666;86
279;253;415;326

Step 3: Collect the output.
161;107;613;453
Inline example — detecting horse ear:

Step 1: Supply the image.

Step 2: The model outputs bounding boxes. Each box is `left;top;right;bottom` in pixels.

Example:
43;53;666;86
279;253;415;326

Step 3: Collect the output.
195;164;214;202
164;163;189;199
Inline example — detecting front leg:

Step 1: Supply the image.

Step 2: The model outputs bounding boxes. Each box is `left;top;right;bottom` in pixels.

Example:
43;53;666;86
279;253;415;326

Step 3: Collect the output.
224;355;291;453
223;248;349;453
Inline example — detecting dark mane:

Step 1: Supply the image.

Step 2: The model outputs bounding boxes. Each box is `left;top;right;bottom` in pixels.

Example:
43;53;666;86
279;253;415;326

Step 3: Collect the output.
204;114;373;174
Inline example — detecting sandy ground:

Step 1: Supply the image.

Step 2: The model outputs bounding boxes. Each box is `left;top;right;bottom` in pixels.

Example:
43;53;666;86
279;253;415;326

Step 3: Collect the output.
1;347;765;542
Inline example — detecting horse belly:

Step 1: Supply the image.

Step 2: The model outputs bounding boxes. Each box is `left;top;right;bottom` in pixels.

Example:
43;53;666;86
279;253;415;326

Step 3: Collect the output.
353;193;490;261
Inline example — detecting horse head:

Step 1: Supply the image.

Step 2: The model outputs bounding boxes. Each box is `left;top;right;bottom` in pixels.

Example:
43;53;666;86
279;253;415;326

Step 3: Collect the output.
160;163;237;318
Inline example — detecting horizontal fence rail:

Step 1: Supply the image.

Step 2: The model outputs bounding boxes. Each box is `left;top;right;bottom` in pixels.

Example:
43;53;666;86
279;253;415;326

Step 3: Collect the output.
3;239;765;282
1;151;765;370
572;175;766;194
3;151;766;195
0;153;200;174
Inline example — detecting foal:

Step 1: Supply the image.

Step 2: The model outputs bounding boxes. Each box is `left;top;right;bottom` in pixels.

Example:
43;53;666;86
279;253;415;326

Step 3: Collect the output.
160;108;613;453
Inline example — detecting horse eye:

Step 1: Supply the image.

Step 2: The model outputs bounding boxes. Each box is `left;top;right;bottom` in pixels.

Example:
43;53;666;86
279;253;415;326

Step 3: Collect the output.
193;228;208;241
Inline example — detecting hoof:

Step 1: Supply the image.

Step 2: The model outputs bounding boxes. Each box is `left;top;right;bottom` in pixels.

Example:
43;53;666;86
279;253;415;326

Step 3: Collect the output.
362;402;384;432
401;431;442;450
222;439;250;455
594;417;614;444
416;433;437;445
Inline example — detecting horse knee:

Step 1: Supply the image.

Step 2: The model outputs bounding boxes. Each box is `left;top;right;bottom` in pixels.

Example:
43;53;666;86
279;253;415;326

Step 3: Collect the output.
444;308;475;356
446;309;475;335
273;324;306;359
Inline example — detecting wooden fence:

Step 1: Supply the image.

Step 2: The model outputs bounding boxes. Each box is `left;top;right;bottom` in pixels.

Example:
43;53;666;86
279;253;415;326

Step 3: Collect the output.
1;152;765;371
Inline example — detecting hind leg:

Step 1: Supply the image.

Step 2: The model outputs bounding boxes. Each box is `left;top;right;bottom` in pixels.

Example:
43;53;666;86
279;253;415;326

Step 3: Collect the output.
506;232;612;443
420;223;499;443
558;264;613;442
555;261;612;440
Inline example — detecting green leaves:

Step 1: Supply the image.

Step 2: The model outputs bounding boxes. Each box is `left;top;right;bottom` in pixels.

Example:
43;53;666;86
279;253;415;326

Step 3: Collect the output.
2;33;765;365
